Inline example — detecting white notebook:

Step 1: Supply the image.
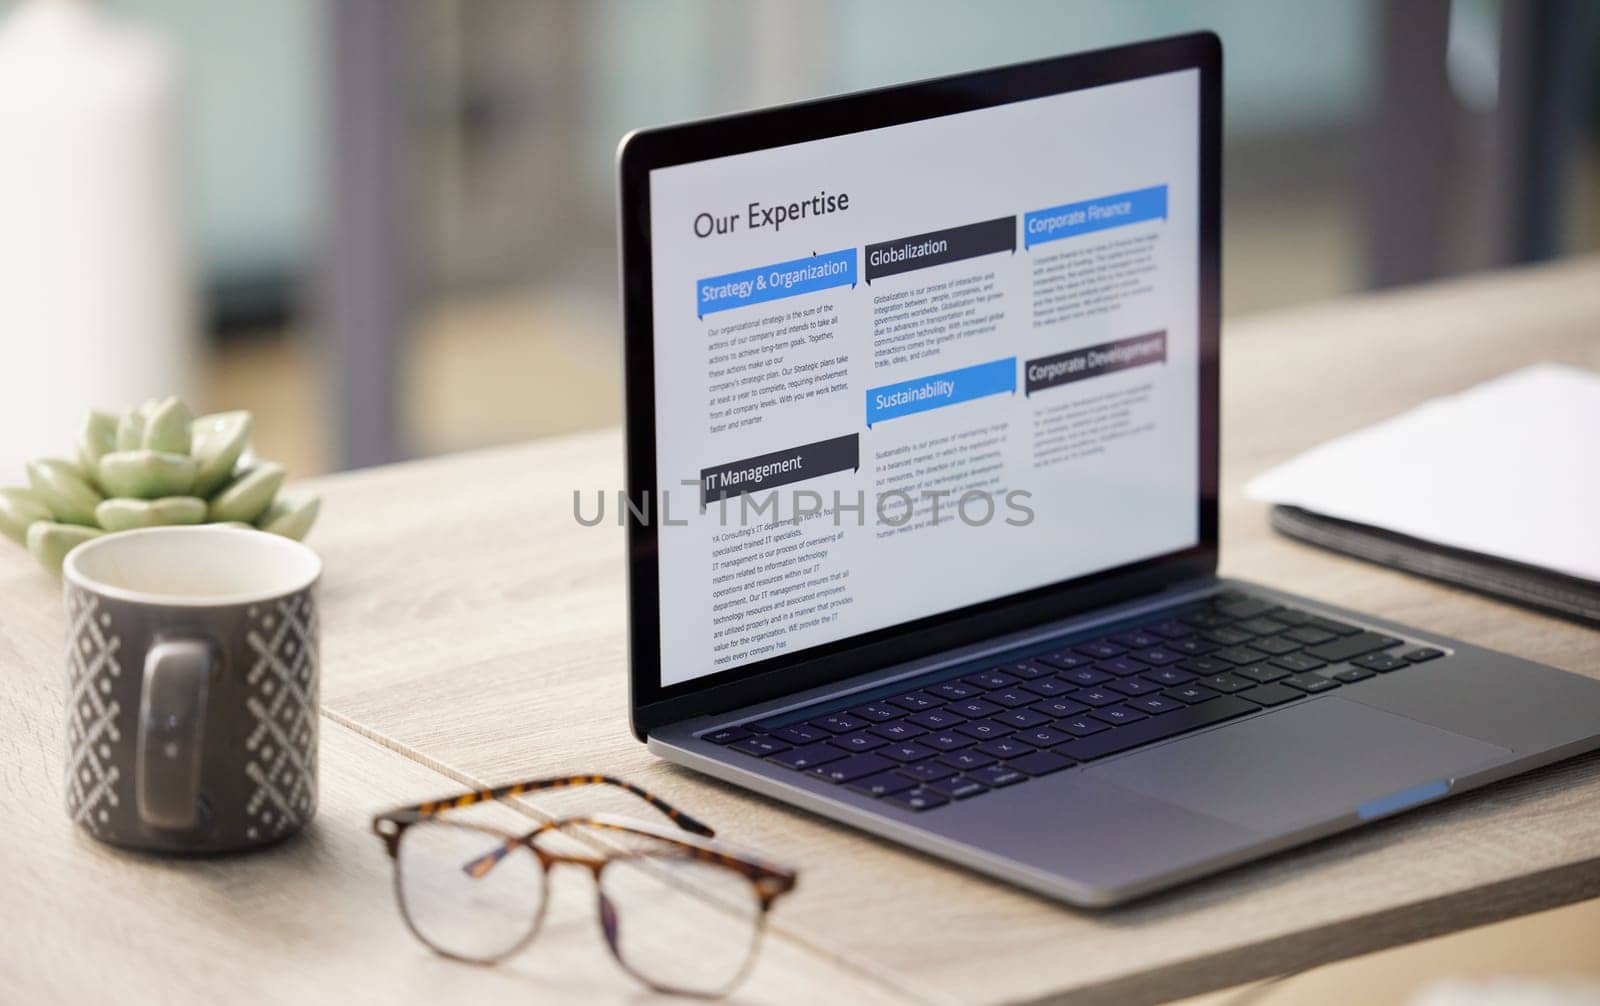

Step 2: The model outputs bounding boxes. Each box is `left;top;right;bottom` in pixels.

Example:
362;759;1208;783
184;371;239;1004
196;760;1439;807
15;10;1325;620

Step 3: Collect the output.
1246;363;1600;585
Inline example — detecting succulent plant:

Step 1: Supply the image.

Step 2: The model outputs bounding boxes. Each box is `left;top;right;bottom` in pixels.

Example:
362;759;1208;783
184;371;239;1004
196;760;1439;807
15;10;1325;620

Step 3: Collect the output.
0;397;320;575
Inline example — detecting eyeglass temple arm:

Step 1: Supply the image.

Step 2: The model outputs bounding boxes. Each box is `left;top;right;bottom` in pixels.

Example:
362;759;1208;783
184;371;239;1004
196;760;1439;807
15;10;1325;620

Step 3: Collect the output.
378;773;716;837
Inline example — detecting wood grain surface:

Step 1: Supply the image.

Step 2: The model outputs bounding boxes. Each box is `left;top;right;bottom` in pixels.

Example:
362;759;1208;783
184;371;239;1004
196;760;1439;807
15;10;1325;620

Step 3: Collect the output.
3;258;1597;1004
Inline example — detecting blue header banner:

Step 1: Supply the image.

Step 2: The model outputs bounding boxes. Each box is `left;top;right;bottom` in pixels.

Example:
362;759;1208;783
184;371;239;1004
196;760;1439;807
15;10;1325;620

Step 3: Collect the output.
1023;185;1167;249
866;357;1016;427
697;248;858;317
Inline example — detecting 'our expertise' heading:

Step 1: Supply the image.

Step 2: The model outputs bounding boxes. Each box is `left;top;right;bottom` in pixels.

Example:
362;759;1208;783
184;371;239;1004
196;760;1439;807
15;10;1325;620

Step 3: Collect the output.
694;190;849;238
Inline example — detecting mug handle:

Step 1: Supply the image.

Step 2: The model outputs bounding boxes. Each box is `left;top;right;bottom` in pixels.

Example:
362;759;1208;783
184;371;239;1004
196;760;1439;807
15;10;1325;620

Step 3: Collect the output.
136;639;214;832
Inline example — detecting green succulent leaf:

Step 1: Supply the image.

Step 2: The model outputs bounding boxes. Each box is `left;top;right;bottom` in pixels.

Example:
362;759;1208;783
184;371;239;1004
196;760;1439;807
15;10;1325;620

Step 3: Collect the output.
256;492;319;541
0;487;54;545
191;410;253;498
96;496;209;532
115;402;152;451
208;462;284;524
26;521;103;576
141;396;193;455
25;458;103;526
76;411;118;490
97;450;198;499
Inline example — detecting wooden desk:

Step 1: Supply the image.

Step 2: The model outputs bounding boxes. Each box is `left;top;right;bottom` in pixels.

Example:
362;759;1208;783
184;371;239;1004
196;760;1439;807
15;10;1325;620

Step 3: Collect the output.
3;259;1598;1004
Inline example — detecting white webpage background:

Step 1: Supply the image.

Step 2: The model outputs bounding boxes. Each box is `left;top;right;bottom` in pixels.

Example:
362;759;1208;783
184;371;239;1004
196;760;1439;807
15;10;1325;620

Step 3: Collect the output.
649;69;1200;687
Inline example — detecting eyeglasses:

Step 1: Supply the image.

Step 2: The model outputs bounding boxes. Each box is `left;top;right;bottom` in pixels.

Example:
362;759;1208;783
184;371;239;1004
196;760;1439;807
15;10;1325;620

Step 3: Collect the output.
371;774;798;998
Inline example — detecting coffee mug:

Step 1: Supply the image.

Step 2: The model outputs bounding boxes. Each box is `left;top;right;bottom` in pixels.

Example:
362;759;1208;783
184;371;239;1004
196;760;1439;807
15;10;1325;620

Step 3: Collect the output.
61;525;321;853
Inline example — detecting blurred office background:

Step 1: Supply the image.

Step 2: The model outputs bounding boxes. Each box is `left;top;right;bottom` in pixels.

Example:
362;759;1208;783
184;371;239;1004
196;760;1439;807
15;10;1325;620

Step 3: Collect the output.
3;0;1598;476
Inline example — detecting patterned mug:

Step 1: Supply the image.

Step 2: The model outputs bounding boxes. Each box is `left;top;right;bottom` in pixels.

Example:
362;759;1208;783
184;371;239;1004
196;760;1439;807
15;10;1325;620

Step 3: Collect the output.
61;525;321;853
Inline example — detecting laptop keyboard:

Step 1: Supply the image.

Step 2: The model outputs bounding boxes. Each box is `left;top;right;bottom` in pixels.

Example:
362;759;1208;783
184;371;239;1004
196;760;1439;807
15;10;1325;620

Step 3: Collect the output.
698;590;1449;811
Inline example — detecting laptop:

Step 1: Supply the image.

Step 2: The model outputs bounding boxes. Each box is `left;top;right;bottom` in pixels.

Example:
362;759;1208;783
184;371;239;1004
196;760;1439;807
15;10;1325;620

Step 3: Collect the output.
614;33;1600;906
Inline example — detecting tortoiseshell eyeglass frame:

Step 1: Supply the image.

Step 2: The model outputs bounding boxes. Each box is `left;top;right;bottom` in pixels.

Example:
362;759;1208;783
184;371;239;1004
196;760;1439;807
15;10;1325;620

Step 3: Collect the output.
371;773;798;999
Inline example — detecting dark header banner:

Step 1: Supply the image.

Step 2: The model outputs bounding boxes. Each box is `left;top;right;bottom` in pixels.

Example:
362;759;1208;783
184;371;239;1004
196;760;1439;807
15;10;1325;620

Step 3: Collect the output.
864;216;1016;283
700;433;860;505
1024;331;1167;396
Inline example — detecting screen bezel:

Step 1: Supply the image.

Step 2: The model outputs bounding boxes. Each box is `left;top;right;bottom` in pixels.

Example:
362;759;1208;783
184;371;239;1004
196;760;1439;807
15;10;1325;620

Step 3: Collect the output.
619;32;1222;739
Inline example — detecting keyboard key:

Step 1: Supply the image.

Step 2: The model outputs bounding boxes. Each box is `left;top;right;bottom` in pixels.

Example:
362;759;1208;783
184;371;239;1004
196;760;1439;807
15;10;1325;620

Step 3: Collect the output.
879;742;936;763
940;749;996;772
1247;635;1301;656
732;735;791;757
1146;619;1196;639
810;713;868;735
1403;647;1445;663
1281;673;1340;694
977;737;1037;760
1353;652;1407;672
1286;625;1337;645
1238;683;1303;707
1076;640;1126;659
1067;696;1257;760
1132;647;1185;666
969;764;1028;788
1059;666;1112;686
1305;631;1402;663
1143;666;1196;686
1018;726;1073;747
870;720;927;741
963;669;1016;690
1237;616;1290;636
1097;656;1150;677
811;753;894;784
1131;694;1187;715
1211;645;1270;666
1008;750;1075;775
1270;652;1326;673
897;761;956;782
929;681;980;701
703;726;750;745
1037;650;1092;670
848;771;915;797
986;688;1037;708
1056;715;1110;737
1107;676;1160;696
1070;687;1121;707
1180;610;1234;629
1334;666;1377;683
888;691;944;712
1199;672;1254;694
999;660;1055;680
1180;656;1234;675
1090;705;1149;726
928;776;988;800
1111;630;1165;649
1020;677;1074;697
1306;616;1363;636
849;702;905;723
766;742;845;769
950;698;1004;719
1235;663;1289;684
1165;683;1218;704
1267;608;1316;626
1213;597;1276;619
907;709;966;730
922;731;975;752
1030;697;1089;718
829;731;887;753
886;787;949;810
954;719;1013;740
995;707;1053;729
1202;627;1254;646
1170;637;1217;655
771;723;830;745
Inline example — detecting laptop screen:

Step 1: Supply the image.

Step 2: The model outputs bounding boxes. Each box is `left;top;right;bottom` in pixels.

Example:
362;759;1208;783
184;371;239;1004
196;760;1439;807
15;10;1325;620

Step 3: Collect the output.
645;67;1202;689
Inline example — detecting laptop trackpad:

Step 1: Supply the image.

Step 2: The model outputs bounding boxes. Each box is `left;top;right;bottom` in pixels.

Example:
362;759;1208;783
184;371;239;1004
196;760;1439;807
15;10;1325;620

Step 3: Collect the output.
1087;698;1509;833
